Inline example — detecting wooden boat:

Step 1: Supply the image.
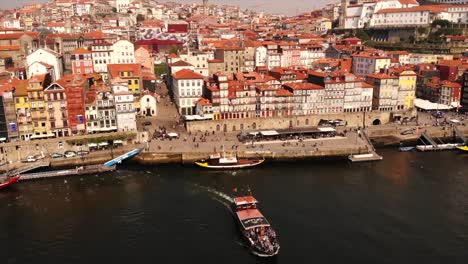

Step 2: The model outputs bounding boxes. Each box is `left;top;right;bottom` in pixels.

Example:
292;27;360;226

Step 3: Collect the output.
399;146;415;152
0;175;20;190
195;153;264;169
232;196;280;257
456;145;468;152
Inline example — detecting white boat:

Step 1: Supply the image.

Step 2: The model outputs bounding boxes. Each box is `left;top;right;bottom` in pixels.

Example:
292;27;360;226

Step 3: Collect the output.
195;153;264;169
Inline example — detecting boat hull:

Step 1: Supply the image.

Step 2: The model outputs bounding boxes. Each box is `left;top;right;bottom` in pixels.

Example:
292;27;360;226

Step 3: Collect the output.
456;146;468;152
399;146;415;152
231;202;279;257
195;159;264;169
0;175;20;190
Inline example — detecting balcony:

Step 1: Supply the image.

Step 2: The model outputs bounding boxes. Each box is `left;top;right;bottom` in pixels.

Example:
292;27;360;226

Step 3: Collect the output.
31;116;47;121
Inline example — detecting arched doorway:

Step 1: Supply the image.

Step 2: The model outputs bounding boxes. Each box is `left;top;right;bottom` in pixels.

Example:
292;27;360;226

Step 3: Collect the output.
252;122;257;129
223;124;227;132
372;119;381;126
216;124;220;131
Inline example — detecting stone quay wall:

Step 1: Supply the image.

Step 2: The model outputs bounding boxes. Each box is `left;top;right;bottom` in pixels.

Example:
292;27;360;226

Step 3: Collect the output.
185;111;415;133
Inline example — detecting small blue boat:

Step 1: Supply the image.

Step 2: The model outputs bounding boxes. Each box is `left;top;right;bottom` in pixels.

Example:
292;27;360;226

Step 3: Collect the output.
399;146;415;152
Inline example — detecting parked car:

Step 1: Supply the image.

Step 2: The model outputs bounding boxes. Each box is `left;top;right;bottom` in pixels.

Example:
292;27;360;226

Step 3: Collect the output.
143;121;152;126
26;156;36;162
51;153;63;159
77;150;89;156
64;151;76;158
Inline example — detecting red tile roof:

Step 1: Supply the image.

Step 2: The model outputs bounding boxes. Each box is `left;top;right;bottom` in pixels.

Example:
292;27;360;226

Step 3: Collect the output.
284;82;324;90
107;64;141;79
71;47;91;54
172;69;204;79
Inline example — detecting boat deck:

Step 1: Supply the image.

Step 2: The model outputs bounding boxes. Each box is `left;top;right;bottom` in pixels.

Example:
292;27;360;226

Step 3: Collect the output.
348;152;383;162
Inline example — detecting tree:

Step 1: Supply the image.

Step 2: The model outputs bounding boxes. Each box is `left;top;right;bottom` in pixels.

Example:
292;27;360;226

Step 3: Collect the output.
169;45;178;55
432;19;450;28
112;7;117;13
136;14;145;22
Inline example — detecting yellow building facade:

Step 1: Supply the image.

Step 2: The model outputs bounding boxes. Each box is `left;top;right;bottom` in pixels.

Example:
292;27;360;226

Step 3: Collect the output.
13;81;33;140
397;70;417;110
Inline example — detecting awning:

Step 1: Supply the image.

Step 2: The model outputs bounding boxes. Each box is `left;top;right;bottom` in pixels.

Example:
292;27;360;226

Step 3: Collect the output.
318;127;336;132
414;98;452;110
167;132;178;137
113;140;123;144
98;142;109;146
30;134;48;139
88;143;98;147
260;130;279;136
0;137;6;141
249;132;259;136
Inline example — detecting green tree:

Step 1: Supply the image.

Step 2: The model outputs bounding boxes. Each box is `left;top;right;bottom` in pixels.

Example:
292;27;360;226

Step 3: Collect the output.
169;45;178;54
154;64;168;77
112;7;117;13
432;19;450;28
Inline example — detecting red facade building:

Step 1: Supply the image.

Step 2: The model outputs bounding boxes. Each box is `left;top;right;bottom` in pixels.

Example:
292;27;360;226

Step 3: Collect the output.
71;47;94;75
58;74;89;134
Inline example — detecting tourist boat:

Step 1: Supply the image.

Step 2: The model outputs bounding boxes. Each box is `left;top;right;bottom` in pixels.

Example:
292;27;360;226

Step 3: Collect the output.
231;196;280;257
456;145;468;152
399;146;415;152
195;153;264;169
0;175;20;190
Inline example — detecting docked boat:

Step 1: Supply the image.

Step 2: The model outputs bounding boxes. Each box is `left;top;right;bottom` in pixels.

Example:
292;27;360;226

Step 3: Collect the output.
456;145;468;152
399;146;415;152
0;175;20;190
195;153;264;169
232;196;279;257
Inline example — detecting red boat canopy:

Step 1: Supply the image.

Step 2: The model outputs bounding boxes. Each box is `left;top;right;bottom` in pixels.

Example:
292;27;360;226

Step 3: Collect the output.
234;196;258;206
236;209;270;230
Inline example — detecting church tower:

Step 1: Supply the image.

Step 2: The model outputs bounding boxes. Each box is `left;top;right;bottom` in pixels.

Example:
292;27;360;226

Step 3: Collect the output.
340;0;348;29
203;0;208;16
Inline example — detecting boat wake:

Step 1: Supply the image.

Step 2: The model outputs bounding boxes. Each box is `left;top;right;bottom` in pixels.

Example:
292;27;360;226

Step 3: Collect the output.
190;183;234;208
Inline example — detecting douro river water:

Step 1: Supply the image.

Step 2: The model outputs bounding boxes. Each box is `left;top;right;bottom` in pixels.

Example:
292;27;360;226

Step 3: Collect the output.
1;149;467;263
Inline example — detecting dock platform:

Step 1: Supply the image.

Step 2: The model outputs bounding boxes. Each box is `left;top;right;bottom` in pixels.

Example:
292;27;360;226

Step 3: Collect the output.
416;143;462;152
19;165;116;181
348;152;383;162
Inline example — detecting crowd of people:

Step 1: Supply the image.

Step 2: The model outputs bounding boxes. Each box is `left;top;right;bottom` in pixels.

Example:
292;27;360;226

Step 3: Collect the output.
245;226;279;255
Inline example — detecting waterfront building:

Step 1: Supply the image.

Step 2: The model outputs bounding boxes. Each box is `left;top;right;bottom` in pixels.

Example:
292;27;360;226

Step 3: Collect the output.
366;73;399;112
352;53;391;76
44;82;69;137
84;90;98;134
13;80;32;140
112;82;137;132
60;74;88;135
0;82;18;141
71;47;94;75
395;69;417;110
95;85;118;133
284;82;324;116
171;69;204;116
440;81;461;107
462;71;468;109
28;74;52;139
